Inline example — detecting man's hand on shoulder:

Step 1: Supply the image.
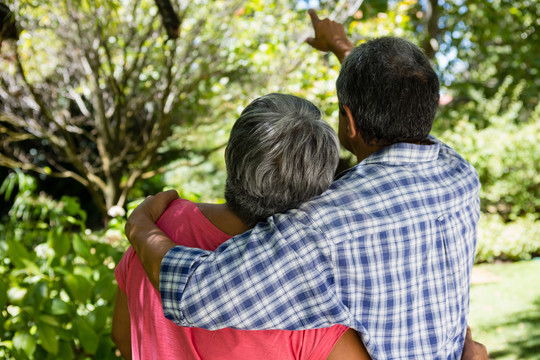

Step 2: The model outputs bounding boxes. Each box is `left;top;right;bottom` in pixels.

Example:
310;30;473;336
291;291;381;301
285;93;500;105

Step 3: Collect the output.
305;9;354;63
125;189;179;242
125;190;179;290
461;327;489;360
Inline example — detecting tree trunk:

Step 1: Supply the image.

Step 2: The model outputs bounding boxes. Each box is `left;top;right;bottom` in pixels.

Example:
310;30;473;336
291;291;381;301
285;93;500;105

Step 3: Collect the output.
422;0;439;59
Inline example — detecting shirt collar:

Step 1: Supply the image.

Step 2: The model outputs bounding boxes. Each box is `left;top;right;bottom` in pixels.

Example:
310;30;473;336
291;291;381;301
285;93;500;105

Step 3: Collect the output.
333;140;441;180
361;141;440;166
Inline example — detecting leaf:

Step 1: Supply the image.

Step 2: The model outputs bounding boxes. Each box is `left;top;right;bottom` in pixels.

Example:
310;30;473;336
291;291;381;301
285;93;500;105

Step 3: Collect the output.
48;228;71;257
7;287;27;303
37;322;59;354
64;274;92;303
56;340;75;360
0;172;17;200
26;281;48;308
61;196;87;224
74;317;99;355
61;196;79;214
87;305;108;333
94;334;117;360
0;279;7;310
21;258;41;275
73;233;91;259
6;239;31;268
38;314;60;327
12;331;36;357
93;272;117;302
46;298;70;315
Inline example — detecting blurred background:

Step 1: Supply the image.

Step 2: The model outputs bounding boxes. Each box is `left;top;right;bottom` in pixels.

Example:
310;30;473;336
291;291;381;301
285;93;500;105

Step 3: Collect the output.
0;0;538;358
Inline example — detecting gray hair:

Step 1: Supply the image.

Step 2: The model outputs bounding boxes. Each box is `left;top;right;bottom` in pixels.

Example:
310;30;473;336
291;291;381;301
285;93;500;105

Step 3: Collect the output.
225;93;340;227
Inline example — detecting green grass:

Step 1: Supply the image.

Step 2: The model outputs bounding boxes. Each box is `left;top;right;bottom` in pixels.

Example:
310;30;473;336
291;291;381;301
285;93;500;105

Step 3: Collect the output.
469;260;540;359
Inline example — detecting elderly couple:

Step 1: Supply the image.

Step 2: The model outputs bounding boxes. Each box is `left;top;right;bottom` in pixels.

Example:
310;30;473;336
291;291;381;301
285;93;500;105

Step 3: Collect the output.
112;11;488;360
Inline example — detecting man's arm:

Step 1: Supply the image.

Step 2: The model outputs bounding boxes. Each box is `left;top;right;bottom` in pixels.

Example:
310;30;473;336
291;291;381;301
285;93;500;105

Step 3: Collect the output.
126;194;343;330
305;9;354;63
124;190;179;290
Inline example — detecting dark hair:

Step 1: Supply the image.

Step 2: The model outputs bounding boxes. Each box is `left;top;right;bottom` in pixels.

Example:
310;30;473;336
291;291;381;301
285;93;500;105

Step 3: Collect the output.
336;37;440;146
225;93;340;227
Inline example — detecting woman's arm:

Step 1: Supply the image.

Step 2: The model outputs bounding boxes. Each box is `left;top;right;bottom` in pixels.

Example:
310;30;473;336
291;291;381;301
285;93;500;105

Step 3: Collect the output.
111;288;132;359
326;329;371;360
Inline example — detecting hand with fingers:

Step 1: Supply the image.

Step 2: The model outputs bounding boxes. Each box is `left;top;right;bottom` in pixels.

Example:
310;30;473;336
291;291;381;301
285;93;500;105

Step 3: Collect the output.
461;327;489;360
305;9;354;63
125;189;179;240
124;189;180;289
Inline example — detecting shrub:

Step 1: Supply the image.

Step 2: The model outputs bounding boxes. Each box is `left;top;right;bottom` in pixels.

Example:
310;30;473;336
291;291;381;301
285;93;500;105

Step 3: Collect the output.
437;77;540;221
475;213;540;263
0;170;124;359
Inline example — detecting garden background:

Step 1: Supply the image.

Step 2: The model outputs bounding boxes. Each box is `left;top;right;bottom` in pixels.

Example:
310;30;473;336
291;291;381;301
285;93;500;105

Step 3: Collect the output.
0;0;539;358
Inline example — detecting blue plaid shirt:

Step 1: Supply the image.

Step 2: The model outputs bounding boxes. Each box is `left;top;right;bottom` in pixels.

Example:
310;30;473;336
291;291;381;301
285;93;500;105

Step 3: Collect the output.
160;136;480;359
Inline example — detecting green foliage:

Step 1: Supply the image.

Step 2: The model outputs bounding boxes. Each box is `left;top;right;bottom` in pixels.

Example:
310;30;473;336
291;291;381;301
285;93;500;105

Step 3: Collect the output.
435;78;540;261
1;2;538;359
440;0;539;110
476;214;540;263
0;171;124;359
162;0;422;202
436;77;540;220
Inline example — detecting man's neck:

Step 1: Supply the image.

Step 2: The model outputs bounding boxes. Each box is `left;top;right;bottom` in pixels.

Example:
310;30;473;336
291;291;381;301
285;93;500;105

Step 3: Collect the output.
354;138;434;163
354;144;385;163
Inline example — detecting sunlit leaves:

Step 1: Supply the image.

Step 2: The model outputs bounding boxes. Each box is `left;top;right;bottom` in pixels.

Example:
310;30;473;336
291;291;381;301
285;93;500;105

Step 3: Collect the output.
0;172;124;359
12;331;36;358
437;0;539;110
37;322;59;355
437;77;540;221
74;317;99;354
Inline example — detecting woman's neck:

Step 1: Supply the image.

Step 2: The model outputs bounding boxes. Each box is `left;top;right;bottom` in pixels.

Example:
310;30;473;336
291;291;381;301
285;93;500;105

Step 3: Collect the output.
195;202;250;236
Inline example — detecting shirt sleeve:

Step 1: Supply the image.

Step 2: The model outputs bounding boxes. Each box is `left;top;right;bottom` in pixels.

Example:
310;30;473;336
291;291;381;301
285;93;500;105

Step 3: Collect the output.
159;213;349;330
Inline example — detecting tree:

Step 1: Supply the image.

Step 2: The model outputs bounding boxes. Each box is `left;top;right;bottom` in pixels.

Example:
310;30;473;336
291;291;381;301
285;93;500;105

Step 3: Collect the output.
1;0;371;219
429;0;540;219
0;0;259;218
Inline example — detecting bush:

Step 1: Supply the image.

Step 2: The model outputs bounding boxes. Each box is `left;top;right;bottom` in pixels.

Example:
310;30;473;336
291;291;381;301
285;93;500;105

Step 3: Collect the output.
437;77;540;221
475;213;540;263
0;170;125;359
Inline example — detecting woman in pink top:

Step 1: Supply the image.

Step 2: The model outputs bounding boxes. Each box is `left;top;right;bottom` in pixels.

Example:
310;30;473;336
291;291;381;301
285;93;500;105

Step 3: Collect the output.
112;94;370;360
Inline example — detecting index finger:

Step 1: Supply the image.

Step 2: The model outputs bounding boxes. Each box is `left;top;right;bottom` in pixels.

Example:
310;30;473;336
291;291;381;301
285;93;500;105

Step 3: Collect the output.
308;9;320;24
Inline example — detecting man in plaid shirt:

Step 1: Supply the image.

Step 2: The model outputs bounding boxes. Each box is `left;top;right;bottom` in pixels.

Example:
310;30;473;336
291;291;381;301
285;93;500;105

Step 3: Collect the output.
126;11;487;360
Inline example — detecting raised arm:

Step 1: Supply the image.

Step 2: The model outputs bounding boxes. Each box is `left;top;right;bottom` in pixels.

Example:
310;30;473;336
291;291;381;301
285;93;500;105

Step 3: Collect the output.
305;9;354;63
125;190;179;290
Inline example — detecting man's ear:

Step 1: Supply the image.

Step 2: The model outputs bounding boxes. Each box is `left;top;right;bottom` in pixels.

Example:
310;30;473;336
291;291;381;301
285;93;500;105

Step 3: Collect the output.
343;105;357;138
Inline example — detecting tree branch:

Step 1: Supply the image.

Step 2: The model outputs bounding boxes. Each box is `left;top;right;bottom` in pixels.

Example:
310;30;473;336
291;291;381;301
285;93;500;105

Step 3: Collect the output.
0;153;89;187
421;0;439;59
154;0;181;39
